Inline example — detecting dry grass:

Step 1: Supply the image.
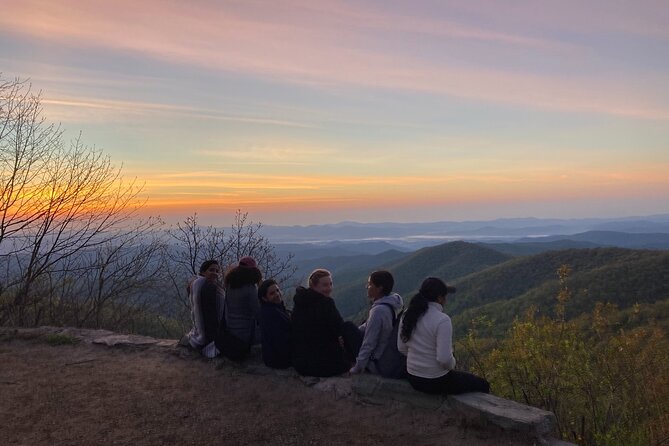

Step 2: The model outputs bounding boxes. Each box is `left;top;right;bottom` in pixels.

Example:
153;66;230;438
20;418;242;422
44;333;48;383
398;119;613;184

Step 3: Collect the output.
0;337;530;446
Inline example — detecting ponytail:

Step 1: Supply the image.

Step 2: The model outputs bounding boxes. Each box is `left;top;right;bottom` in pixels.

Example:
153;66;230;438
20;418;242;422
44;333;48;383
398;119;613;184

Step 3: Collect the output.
400;277;454;342
400;292;429;342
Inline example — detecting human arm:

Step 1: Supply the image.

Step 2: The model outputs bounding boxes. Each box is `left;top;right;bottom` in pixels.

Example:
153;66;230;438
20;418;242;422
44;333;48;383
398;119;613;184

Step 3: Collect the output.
397;316;408;356
201;281;221;343
350;305;386;373
249;285;261;315
190;279;206;343
435;316;456;371
323;298;345;338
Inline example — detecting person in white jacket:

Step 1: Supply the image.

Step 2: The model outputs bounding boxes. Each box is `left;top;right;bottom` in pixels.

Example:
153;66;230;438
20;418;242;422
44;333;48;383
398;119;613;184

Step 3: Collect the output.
397;277;489;395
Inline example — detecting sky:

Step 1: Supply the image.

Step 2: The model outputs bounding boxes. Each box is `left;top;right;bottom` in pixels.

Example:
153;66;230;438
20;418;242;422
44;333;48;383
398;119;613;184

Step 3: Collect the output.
1;0;668;225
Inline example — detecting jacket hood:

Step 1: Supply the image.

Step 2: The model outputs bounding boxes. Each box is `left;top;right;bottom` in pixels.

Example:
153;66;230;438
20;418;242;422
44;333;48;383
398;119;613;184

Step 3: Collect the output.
293;286;330;307
372;292;403;310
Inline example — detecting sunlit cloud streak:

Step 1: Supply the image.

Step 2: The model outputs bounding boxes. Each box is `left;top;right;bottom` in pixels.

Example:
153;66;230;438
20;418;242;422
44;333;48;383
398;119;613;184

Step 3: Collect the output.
455;0;669;39
41;96;315;127
2;0;667;224
3;0;668;120
135;164;669;207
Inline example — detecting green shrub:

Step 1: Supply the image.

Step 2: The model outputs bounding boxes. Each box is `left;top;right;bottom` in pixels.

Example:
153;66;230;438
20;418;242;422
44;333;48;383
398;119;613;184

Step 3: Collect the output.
45;334;79;346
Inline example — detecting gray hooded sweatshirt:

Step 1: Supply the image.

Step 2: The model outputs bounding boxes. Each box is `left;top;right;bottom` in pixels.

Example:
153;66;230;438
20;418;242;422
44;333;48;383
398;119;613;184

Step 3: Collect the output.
351;292;403;373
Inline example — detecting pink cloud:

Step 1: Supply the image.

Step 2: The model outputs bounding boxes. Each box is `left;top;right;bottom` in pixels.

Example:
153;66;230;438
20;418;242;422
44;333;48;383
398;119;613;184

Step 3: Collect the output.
455;0;669;40
2;0;667;120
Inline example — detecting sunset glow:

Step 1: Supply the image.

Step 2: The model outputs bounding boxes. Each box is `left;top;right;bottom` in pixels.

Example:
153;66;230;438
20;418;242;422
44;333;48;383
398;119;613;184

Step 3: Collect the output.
2;0;667;224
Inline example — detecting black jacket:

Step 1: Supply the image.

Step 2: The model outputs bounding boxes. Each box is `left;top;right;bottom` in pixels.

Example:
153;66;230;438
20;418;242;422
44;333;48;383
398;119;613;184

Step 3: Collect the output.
201;281;223;344
260;300;292;369
291;286;349;377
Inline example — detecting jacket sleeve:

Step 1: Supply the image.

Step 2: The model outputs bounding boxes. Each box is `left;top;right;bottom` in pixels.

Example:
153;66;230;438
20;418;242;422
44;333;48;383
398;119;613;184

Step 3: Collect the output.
397;315;408;356
435;316;456;370
249;285;261;315
191;279;206;342
262;305;291;342
201;282;220;343
351;305;387;372
323;298;345;338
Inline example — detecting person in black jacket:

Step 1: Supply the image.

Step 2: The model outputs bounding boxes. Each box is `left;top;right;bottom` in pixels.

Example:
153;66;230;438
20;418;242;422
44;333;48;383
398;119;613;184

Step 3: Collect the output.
258;279;291;369
291;269;354;377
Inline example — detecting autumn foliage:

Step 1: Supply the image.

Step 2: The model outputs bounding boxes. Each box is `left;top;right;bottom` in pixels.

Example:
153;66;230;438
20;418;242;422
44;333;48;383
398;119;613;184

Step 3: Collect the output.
459;265;669;445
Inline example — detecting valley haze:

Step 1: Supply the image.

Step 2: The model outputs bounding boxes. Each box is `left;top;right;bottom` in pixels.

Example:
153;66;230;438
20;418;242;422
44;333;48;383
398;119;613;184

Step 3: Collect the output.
261;213;669;249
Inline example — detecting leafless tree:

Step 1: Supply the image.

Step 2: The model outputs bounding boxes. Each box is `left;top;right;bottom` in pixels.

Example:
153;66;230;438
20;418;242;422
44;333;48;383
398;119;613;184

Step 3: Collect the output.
227;210;296;282
46;217;167;330
0;76;295;338
0;76;153;327
0;77;60;247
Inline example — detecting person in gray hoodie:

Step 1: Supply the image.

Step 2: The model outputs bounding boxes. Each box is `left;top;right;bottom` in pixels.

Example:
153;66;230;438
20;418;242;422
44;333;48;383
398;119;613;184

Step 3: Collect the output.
350;270;404;375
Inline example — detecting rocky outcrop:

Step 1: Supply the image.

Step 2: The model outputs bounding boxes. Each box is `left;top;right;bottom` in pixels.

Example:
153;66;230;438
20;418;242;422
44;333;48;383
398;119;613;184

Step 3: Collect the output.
352;374;559;445
2;326;574;446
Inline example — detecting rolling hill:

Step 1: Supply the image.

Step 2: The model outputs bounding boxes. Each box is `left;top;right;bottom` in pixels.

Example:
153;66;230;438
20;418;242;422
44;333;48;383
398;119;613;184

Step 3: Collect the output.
516;231;669;249
276;239;668;342
447;248;669;337
332;241;512;319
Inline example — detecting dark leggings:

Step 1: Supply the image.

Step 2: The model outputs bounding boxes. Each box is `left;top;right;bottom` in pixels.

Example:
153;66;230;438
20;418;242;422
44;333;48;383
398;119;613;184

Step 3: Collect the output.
408;370;490;395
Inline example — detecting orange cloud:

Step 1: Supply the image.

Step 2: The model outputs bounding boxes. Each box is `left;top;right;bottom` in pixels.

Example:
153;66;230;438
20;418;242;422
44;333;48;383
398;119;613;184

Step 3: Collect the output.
130;162;669;218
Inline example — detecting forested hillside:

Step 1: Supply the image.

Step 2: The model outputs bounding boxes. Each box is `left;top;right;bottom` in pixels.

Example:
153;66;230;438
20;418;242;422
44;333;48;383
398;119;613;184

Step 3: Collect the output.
332;241;512;319
449;248;669;337
456;268;668;446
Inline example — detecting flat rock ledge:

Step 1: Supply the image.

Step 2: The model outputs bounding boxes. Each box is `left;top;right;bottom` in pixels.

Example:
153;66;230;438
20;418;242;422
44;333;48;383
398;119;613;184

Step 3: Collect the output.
3;326;574;446
353;374;561;445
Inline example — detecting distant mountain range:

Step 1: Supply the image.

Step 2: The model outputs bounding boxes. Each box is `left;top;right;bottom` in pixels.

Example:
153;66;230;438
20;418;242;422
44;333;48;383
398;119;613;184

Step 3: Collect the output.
263;214;669;249
478;231;669;255
515;230;669;249
266;214;669;340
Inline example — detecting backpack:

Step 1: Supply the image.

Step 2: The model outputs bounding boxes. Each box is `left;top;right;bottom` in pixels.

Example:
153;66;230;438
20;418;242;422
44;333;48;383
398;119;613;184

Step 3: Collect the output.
373;302;408;379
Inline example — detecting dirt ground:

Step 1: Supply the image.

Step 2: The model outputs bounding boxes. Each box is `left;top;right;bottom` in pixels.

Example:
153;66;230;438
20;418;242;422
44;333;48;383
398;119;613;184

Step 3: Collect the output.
0;336;531;446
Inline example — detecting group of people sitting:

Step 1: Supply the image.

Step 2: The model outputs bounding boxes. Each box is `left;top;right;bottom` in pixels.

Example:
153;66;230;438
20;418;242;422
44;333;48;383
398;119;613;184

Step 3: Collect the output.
185;257;490;396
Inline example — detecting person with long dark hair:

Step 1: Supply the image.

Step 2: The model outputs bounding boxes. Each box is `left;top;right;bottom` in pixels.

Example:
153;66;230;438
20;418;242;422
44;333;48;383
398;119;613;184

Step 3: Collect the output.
398;277;490;395
224;256;262;348
258;279;291;369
